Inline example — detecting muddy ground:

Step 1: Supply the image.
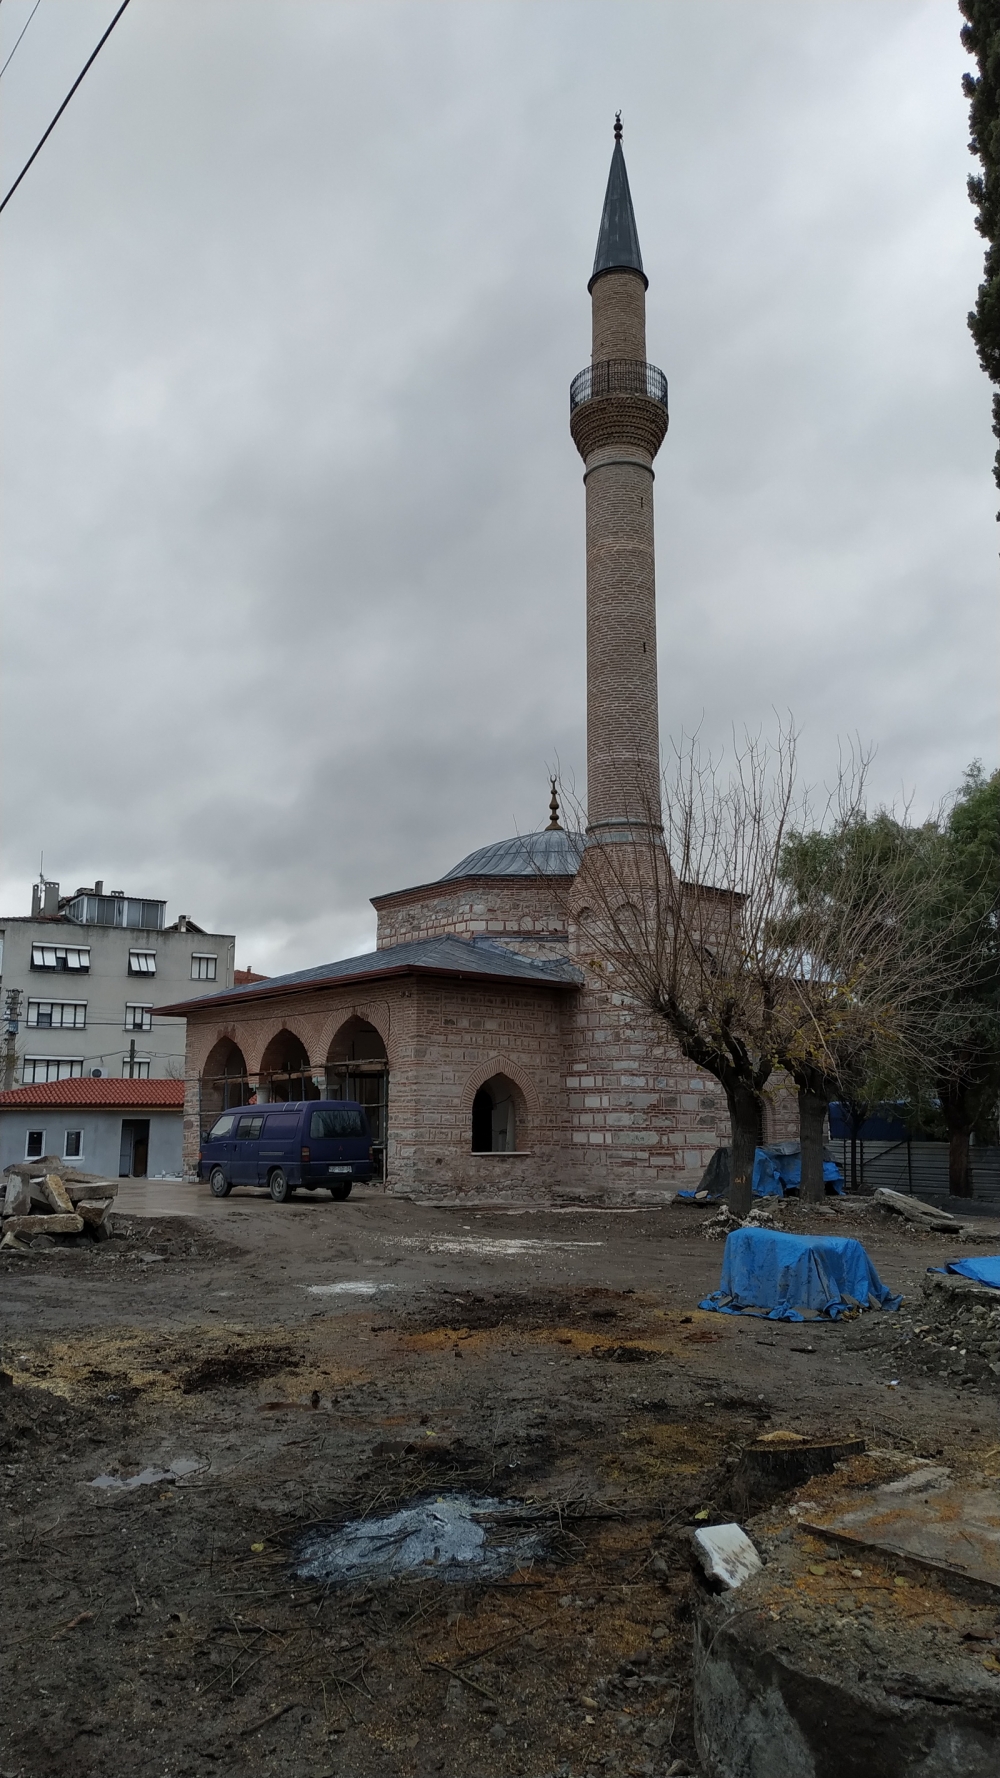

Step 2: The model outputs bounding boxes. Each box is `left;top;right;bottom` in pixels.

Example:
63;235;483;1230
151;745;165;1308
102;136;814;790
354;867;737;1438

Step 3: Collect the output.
1;1186;998;1778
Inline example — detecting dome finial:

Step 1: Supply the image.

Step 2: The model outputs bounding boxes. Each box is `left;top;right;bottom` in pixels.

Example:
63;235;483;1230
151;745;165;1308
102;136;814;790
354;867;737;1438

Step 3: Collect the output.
614;111;623;143
546;777;563;831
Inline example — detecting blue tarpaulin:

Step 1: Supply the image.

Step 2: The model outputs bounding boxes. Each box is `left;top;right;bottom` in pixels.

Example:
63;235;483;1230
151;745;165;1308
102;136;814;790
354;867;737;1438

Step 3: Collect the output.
699;1227;902;1321
930;1256;1000;1290
752;1150;844;1197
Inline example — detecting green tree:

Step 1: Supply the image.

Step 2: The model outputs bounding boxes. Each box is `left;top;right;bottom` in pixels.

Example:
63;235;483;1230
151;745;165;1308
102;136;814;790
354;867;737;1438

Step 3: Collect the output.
961;1;1000;496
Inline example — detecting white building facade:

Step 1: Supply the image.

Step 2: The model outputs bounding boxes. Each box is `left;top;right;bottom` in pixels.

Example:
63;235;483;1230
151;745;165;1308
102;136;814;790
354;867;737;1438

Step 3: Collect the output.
0;878;235;1087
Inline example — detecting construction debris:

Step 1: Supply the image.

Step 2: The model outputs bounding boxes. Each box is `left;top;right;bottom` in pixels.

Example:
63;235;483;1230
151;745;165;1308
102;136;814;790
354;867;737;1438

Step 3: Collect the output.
1;1162;117;1251
874;1187;973;1236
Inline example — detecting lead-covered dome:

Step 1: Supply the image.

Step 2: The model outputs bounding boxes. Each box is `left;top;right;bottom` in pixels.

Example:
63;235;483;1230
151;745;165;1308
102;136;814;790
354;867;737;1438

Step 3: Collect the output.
440;829;584;881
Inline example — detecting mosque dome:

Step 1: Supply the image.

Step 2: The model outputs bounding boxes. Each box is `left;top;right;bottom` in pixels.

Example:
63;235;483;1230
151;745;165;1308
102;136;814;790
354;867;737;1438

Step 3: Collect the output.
440;827;584;881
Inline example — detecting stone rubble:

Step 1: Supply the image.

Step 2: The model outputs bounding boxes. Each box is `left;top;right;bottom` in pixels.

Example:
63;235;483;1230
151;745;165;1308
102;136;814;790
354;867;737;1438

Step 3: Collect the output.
1;1159;118;1252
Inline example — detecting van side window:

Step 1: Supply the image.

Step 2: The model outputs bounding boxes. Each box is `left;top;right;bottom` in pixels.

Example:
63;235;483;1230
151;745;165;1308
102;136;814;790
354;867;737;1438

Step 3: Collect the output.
263;1116;298;1136
310;1108;365;1139
235;1115;264;1139
207;1114;237;1141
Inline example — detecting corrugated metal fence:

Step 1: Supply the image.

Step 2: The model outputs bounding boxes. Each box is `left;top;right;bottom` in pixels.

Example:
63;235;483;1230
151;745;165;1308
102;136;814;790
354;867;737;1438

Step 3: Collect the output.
839;1140;1000;1208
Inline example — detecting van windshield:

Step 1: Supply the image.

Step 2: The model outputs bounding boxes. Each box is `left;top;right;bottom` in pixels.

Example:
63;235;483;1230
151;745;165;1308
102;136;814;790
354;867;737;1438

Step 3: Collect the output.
207;1114;236;1141
310;1108;366;1139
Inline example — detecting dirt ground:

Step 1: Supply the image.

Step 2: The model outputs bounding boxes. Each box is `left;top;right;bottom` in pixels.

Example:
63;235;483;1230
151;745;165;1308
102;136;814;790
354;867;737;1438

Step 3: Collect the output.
2;1184;998;1778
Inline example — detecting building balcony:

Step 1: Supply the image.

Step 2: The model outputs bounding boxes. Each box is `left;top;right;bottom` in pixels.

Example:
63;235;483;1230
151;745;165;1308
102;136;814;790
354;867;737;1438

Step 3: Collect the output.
569;358;669;462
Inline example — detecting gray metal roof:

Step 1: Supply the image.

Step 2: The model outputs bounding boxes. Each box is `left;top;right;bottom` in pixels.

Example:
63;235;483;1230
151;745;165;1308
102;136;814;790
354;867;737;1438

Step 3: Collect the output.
440;828;585;881
591;133;645;289
155;933;583;1018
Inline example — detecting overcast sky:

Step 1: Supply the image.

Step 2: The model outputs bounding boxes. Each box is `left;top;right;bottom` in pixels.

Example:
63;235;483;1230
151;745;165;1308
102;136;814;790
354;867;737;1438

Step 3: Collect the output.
2;1;996;975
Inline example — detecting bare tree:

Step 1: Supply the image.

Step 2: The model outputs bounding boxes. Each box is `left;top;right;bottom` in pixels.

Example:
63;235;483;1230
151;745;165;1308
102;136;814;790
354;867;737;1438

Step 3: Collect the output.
562;727;971;1216
563;726;802;1217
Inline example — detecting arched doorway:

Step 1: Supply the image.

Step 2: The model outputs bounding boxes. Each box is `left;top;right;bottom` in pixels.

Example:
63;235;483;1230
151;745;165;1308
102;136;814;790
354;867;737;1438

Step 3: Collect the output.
471;1074;519;1153
259;1029;319;1102
327;1018;388;1181
200;1038;250;1125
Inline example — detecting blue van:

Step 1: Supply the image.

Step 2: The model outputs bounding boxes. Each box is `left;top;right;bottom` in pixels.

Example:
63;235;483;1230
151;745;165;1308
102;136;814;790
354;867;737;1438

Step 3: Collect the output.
199;1100;373;1203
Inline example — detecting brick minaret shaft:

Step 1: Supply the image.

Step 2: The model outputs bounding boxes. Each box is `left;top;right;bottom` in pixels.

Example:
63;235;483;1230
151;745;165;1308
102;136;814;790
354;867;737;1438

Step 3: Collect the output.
570;119;668;839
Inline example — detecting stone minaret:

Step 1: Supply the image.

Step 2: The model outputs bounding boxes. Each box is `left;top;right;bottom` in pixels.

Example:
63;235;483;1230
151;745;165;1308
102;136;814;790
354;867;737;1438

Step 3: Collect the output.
570;118;668;839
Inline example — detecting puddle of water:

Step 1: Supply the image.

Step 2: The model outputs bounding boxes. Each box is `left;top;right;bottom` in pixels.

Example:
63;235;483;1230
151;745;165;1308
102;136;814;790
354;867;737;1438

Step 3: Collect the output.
303;1281;393;1297
295;1493;546;1585
380;1236;604;1258
89;1456;203;1491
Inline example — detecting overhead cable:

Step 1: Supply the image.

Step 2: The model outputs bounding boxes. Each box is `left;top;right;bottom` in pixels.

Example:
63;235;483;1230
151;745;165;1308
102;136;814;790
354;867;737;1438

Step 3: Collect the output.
0;0;132;217
0;0;42;82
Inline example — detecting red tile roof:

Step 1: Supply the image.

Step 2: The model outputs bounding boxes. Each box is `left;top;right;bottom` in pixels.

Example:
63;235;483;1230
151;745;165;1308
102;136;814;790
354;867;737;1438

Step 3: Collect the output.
233;968;268;985
0;1078;184;1110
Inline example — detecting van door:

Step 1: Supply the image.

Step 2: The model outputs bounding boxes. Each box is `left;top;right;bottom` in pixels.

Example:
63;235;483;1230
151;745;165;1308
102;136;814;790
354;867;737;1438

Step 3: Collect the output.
202;1111;238;1179
257;1112;299;1185
232;1113;265;1185
308;1104;368;1177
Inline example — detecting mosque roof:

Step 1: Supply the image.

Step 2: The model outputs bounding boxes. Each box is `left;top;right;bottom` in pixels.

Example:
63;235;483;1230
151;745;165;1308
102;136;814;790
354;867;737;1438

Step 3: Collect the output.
439;827;585;881
590;117;646;290
155;934;583;1017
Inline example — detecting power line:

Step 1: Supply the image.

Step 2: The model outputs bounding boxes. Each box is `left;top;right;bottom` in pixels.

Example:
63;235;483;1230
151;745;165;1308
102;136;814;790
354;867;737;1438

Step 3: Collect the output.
0;0;41;82
0;0;131;217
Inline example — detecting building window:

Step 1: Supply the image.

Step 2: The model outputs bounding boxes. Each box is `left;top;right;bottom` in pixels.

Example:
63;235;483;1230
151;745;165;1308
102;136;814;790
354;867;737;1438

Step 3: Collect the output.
22;1058;84;1084
25;1130;45;1159
125;1004;153;1032
128;950;156;976
122;1055;151;1079
27;1001;87;1030
64;1130;83;1159
191;954;218;981
30;944;90;972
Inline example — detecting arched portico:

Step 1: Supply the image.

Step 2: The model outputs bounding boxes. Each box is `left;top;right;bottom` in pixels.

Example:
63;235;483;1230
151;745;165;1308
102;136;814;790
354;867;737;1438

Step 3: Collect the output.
200;1037;250;1123
326;1016;388;1180
258;1028;319;1102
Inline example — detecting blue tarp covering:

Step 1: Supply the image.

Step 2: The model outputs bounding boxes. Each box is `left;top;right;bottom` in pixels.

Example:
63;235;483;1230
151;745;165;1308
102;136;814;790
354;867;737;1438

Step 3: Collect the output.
752;1151;844;1196
931;1255;1000;1290
699;1227;902;1321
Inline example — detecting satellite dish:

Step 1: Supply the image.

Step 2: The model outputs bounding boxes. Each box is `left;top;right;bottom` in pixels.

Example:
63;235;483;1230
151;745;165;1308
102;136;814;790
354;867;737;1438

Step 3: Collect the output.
90;1068;103;1078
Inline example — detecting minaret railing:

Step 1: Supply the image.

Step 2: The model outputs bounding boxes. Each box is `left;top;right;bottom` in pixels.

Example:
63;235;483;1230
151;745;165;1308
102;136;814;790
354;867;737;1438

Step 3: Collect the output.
569;358;668;414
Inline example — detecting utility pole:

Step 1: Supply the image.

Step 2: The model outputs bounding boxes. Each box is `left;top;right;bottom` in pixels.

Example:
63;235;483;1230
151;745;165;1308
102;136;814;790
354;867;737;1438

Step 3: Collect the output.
3;989;23;1090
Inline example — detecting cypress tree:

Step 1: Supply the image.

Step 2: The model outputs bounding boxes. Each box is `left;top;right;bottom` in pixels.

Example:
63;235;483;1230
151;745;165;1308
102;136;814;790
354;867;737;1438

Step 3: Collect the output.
960;1;1000;500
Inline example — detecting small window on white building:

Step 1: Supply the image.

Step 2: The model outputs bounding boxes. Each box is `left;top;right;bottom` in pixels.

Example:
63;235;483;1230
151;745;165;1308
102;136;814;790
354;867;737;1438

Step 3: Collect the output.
64;1130;83;1159
22;1058;84;1084
27;1001;87;1029
25;1130;45;1159
122;1055;151;1079
191;954;218;981
128;950;156;976
125;1004;153;1032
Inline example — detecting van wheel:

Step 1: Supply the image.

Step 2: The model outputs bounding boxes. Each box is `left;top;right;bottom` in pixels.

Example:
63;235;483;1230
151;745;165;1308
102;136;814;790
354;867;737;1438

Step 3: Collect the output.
329;1182;352;1201
269;1168;294;1203
209;1168;231;1198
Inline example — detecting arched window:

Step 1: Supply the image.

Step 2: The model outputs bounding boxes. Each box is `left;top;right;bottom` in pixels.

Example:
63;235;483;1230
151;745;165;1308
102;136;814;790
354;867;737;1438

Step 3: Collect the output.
471;1074;519;1153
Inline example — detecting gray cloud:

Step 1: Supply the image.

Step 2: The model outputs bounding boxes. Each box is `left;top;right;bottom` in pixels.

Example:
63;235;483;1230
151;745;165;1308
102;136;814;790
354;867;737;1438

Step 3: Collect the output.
2;0;996;975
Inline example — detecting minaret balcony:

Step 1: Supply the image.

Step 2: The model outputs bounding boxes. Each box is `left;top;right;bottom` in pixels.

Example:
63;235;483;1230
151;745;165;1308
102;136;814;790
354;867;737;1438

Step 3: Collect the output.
569;358;669;462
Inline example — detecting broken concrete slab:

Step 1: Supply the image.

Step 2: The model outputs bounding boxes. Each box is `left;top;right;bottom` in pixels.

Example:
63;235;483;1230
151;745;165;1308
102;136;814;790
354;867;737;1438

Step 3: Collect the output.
692;1524;762;1591
801;1482;1000;1599
42;1174;75;1215
64;1179;118;1204
1;1178;32;1219
2;1214;85;1238
76;1199;113;1227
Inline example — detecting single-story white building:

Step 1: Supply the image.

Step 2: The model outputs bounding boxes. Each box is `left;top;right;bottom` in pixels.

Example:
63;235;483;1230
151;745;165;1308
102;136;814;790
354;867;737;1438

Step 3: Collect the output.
0;1077;184;1178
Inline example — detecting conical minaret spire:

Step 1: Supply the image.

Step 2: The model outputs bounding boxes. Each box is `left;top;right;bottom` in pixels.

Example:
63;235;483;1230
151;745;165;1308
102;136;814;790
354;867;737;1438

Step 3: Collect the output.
591;113;645;288
569;120;668;840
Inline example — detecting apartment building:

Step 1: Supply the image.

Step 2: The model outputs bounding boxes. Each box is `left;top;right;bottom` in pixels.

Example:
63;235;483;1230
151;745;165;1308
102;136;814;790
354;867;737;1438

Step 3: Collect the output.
0;878;235;1085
